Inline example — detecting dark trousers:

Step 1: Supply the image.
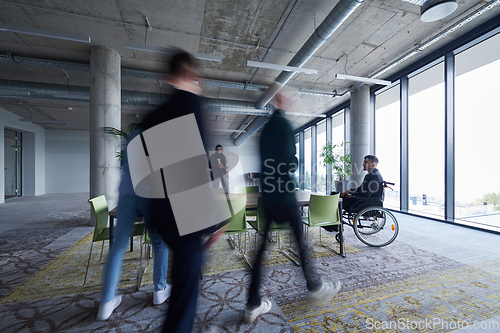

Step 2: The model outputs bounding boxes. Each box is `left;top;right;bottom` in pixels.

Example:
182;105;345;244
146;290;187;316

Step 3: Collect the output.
342;197;363;213
247;203;322;307
160;234;203;333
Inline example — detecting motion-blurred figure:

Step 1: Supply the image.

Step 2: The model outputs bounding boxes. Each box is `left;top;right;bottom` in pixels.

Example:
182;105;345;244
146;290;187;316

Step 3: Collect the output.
97;129;170;321
244;92;341;323
140;50;225;333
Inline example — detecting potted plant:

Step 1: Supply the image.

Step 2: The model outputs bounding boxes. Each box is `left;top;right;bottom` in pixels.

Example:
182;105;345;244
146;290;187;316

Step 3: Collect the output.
102;123;140;160
320;141;351;193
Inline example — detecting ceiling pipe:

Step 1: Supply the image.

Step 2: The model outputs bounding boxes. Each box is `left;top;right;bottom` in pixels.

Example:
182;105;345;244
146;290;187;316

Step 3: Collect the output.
0;79;269;111
233;0;364;146
0;54;336;97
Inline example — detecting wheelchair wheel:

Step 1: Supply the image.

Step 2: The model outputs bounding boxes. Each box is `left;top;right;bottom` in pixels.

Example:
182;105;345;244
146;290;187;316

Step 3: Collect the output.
352;206;399;247
335;233;341;243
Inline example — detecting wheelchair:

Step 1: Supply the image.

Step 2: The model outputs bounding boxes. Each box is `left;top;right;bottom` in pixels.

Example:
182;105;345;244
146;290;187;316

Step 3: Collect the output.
335;181;399;247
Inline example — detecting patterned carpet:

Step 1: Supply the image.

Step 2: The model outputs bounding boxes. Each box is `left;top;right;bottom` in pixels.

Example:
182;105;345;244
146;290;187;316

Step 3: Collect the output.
1;197;500;332
1;227;357;304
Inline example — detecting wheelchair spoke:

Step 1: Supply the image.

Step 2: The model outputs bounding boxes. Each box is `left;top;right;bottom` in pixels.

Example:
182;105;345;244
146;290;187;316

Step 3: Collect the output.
353;207;398;247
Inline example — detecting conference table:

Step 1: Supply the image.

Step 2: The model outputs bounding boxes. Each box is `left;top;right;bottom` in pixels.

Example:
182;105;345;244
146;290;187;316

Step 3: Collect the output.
108;190;319;249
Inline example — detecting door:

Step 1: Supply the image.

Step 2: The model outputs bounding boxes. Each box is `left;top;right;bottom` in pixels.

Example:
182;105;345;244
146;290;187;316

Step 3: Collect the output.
4;129;22;200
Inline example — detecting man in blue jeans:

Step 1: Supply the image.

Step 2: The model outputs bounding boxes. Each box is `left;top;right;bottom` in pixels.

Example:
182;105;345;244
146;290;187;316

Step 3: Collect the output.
97;130;170;321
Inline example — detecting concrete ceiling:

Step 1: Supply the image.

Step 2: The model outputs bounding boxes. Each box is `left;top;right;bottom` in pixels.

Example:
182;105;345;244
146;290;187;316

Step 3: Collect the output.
0;0;499;138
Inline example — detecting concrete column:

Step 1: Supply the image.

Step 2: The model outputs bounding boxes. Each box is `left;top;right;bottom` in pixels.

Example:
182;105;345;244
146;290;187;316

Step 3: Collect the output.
90;46;121;226
350;84;370;188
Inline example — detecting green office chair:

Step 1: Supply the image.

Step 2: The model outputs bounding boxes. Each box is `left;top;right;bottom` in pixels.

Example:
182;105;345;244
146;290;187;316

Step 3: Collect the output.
302;193;345;258
248;198;299;266
234;186;259;219
234;186;259;193
84;195;145;287
223;196;252;268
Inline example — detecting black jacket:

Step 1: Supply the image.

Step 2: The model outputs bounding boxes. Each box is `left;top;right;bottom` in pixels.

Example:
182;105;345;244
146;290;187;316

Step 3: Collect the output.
141;88;212;239
351;168;384;198
260;110;298;206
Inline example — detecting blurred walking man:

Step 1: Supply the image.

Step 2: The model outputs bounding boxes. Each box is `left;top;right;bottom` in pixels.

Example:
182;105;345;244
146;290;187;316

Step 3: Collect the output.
244;92;342;323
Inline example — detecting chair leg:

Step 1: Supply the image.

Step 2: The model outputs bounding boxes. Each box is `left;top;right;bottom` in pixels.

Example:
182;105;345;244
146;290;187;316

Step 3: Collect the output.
277;231;300;266
239;231;252;269
318;224;344;257
137;234;144;291
99;241;105;264
83;242;94;288
305;225;310;263
340;221;345;258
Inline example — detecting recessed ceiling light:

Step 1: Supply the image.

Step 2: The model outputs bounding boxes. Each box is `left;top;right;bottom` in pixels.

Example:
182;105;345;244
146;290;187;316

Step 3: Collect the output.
0;88;30;96
247;61;318;75
284;112;326;118
0;23;91;43
53;93;90;100
19;119;78;125
125;42;222;62
335;74;391;86
209;129;246;133
219;107;270;116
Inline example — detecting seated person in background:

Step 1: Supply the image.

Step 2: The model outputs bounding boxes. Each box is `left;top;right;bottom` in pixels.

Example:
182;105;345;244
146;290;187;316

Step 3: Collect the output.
341;155;384;213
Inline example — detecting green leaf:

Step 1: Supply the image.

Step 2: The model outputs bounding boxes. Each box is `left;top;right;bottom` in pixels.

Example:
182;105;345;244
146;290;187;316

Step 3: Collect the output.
321;141;351;181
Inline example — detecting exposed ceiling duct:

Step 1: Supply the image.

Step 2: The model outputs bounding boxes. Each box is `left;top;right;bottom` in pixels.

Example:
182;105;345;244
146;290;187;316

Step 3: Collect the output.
0;54;337;97
0;79;272;116
233;0;364;147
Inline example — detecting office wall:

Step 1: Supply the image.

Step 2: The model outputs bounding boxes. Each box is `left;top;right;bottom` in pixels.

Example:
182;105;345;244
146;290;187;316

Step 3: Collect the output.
0;107;45;204
45;130;90;194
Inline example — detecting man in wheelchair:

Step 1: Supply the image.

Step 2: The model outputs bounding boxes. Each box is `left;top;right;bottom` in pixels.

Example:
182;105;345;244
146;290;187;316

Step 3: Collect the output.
323;155;384;233
340;154;384;214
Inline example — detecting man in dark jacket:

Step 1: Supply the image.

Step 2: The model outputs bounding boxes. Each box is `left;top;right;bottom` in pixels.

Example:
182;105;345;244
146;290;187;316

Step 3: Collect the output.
244;93;341;324
209;144;229;190
139;50;222;333
341;155;384;212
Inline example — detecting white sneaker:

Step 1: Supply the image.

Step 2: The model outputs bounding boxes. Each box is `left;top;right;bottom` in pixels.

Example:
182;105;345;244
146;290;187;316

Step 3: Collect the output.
153;284;171;305
244;299;272;323
97;295;122;321
309;280;341;301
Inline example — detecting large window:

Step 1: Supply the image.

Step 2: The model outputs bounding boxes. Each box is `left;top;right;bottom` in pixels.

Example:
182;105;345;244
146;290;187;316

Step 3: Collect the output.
332;111;344;147
316;120;327;194
375;85;400;210
294;134;300;187
293;25;500;231
408;63;445;218
455;33;500;228
304;129;311;190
